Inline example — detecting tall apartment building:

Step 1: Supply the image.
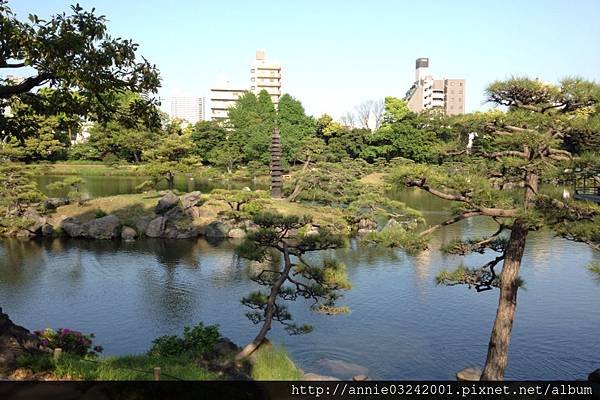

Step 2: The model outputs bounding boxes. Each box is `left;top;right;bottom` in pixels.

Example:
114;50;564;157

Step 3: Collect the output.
250;50;282;106
209;85;247;121
209;50;283;120
169;96;206;124
404;58;465;116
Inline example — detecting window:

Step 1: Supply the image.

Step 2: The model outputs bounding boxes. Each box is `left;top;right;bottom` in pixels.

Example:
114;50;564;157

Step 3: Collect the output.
251;68;255;73
270;78;274;82
450;82;455;86
459;90;463;94
459;82;463;86
251;86;255;90
458;98;462;102
251;77;255;82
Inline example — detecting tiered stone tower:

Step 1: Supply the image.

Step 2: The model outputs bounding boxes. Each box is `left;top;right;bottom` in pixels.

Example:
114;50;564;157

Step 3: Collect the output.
270;127;283;198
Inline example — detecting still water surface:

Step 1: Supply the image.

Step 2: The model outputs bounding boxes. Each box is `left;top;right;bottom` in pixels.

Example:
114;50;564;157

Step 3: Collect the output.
0;184;598;379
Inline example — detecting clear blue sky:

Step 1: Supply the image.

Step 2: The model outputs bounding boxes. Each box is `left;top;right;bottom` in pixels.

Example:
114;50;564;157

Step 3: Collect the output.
12;0;600;118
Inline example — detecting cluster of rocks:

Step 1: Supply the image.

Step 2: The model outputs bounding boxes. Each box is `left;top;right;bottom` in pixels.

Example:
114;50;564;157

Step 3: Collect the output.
57;191;254;241
0;308;44;377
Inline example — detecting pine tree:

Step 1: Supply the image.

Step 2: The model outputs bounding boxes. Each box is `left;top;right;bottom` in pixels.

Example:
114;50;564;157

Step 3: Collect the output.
235;212;350;359
393;77;600;380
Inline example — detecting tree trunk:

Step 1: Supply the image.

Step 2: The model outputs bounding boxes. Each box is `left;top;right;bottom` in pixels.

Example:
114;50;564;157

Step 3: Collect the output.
166;172;174;190
481;170;537;380
480;221;528;380
236;245;293;360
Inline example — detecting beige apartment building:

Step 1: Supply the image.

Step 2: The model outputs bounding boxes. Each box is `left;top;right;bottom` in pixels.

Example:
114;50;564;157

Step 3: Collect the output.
210;50;282;121
209;86;247;121
250;50;282;106
405;58;465;115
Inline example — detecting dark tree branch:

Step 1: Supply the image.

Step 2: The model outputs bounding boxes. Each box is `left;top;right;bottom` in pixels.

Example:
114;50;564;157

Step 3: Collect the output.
0;72;53;98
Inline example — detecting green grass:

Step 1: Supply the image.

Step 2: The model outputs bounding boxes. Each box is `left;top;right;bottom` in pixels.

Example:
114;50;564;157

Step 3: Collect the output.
53;354;218;381
250;345;303;381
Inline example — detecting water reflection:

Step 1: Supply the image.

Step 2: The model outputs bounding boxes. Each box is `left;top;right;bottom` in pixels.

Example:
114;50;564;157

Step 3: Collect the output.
0;204;598;379
34;175;266;199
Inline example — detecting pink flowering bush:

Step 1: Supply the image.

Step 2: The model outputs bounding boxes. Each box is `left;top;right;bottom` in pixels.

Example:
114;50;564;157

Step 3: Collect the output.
34;328;103;357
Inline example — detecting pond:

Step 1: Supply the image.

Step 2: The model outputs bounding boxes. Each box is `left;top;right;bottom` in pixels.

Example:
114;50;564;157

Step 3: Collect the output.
1;185;598;379
34;174;265;199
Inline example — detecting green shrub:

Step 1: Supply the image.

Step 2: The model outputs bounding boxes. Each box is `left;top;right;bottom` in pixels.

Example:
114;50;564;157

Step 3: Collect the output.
94;209;108;218
16;353;53;373
148;322;220;358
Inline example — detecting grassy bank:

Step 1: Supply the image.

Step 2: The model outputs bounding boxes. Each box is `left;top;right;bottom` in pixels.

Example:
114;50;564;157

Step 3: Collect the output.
53;354;217;380
250;345;303;380
15;344;302;381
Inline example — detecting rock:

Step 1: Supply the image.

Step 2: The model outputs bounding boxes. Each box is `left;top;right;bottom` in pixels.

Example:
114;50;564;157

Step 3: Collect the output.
357;228;376;236
303;373;340;381
85;215;121;240
456;367;482;381
204;221;232;238
227;228;246;238
16;230;34;238
589;368;600;382
23;209;46;234
383;218;401;230
196;207;217;219
212;338;240;359
305;225;320;236
0;307;43;374
353;374;368;381
135;215;154;236
121;226;137;241
319;358;369;377
145;217;167;238
155;191;179;214
180;191;203;210
358;218;378;230
241;187;251;192
60;217;86;238
164;206;186;222
41;223;54;237
163;223;198;239
42;197;69;210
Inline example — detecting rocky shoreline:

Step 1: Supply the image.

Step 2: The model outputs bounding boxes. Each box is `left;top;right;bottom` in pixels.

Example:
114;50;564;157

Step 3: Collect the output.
12;191;259;241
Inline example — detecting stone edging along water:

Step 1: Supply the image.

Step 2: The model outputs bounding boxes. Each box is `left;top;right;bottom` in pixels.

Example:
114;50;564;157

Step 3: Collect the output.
9;190;401;242
11;191;259;241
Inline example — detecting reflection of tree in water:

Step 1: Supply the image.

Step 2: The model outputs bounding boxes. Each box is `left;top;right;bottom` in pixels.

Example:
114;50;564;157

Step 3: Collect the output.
138;255;199;329
0;238;46;286
154;239;200;269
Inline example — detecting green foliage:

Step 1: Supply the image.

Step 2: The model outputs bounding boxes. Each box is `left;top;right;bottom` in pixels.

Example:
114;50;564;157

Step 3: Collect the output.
211;189;267;212
0;2;161;127
46;176;86;204
0;164;45;232
16;353;54;373
284;159;375;205
148;322;220;358
362;225;428;255
238;211;350;336
347;193;422;226
382;97;410;124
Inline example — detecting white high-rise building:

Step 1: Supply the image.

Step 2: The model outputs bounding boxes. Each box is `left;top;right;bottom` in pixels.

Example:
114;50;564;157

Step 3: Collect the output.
169;97;206;124
250;50;282;106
